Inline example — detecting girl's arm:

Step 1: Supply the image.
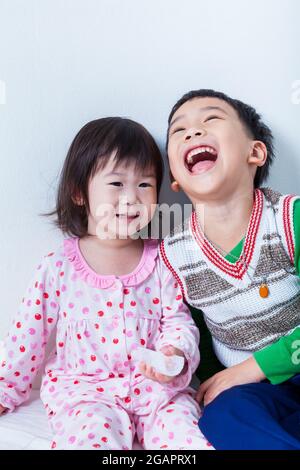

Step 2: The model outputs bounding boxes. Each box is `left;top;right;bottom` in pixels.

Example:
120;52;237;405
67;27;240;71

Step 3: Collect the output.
0;254;59;412
153;259;200;390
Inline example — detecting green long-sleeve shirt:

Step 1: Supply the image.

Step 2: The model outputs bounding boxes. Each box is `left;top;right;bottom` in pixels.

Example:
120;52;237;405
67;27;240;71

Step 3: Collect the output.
230;199;300;385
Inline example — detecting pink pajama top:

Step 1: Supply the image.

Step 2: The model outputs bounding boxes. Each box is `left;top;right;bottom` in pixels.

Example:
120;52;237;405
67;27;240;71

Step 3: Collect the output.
0;238;200;412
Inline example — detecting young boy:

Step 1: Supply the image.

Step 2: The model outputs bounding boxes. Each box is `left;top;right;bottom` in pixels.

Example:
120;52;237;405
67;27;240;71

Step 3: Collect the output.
159;89;300;449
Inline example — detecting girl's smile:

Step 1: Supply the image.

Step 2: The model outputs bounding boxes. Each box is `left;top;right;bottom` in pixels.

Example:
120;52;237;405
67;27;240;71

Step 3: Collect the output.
87;154;157;239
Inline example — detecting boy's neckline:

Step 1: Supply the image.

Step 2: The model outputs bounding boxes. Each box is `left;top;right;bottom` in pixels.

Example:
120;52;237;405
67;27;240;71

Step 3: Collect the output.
190;188;264;280
225;237;245;263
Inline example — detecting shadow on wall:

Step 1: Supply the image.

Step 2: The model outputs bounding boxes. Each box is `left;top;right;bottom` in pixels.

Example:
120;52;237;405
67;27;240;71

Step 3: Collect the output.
270;134;300;194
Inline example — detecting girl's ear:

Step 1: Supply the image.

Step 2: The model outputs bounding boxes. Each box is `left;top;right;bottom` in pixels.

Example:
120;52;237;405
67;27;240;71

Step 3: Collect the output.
72;191;84;206
248;141;267;168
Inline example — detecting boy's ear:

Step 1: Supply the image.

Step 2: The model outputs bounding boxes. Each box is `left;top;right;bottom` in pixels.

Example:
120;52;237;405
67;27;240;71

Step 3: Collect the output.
169;170;181;192
248;141;267;167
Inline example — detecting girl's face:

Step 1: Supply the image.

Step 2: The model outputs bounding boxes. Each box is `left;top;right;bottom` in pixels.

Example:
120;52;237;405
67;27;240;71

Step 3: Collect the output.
86;153;157;239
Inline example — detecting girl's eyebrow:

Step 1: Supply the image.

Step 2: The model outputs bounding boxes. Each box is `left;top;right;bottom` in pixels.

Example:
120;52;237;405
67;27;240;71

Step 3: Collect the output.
104;171;126;177
104;171;156;178
169;105;228;129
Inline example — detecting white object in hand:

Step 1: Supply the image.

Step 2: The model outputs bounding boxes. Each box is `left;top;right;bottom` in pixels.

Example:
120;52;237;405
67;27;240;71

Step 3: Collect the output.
135;347;185;376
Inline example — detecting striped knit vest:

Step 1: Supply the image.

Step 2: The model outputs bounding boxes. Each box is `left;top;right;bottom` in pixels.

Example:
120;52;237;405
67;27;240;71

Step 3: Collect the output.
160;188;300;367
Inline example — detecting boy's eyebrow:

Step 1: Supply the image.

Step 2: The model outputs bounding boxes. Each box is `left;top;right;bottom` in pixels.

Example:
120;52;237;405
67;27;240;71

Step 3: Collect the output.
169;106;229;129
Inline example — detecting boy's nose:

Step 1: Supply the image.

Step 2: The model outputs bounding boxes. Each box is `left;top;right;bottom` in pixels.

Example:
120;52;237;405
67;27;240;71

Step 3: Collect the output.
184;127;206;141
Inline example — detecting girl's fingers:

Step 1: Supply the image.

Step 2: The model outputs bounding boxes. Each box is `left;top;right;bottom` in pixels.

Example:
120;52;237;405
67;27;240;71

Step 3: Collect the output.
160;346;175;356
155;372;173;383
139;361;157;380
139;361;173;383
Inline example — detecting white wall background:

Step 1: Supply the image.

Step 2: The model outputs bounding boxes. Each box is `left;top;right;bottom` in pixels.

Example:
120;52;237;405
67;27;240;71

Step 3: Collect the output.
0;0;299;339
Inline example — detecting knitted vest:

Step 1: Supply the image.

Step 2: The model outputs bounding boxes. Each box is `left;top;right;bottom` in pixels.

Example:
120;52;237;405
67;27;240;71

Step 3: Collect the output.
160;188;300;367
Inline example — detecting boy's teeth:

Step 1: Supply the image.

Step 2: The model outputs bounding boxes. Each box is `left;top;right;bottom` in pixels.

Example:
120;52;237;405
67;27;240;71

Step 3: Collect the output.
186;146;217;163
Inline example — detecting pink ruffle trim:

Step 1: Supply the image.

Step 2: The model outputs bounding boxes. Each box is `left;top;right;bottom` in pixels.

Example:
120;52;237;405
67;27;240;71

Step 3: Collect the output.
63;237;159;288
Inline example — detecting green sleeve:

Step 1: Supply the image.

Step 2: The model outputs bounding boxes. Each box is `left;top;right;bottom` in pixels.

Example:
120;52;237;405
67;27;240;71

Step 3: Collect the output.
254;327;300;384
295;198;300;276
253;198;300;384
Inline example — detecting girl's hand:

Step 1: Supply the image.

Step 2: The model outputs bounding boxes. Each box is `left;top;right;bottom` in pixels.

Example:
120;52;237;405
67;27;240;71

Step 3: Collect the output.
0;404;7;416
196;356;266;406
139;345;187;384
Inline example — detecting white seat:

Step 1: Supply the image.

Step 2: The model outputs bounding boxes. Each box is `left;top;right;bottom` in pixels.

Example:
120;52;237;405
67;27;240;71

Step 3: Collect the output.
0;390;52;450
0;390;146;450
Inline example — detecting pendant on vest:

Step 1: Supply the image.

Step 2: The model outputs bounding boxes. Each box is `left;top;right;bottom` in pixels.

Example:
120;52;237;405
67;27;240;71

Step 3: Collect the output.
259;283;269;298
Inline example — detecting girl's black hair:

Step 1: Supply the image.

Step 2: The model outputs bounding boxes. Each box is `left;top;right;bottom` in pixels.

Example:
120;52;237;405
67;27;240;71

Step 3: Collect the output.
166;89;275;188
47;117;164;237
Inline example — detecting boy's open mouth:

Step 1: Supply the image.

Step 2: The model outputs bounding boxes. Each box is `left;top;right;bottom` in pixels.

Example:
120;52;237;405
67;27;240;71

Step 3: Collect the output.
184;145;218;174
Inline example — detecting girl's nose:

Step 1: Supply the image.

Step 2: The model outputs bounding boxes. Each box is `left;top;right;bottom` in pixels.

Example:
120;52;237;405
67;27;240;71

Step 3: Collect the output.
119;191;138;205
184;127;206;141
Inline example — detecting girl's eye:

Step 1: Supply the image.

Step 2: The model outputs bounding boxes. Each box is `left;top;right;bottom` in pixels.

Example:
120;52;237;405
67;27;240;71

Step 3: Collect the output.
109;182;123;187
139;183;152;188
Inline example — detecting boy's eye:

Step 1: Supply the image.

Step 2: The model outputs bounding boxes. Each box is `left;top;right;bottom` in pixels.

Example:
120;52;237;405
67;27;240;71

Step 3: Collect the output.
172;127;185;134
205;115;221;122
109;182;123;187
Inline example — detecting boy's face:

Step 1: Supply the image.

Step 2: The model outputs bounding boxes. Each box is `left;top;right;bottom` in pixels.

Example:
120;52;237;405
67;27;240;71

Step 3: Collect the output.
167;97;259;203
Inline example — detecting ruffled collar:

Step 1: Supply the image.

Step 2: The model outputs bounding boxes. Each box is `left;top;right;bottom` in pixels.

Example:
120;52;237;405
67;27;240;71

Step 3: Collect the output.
63;237;159;289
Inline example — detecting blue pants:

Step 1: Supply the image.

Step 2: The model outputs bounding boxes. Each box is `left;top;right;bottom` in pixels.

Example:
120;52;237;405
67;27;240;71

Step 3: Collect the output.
198;374;300;450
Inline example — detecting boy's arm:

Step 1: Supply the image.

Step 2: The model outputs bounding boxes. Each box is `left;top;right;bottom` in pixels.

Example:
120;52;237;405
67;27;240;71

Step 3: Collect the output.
254;327;300;384
253;198;300;384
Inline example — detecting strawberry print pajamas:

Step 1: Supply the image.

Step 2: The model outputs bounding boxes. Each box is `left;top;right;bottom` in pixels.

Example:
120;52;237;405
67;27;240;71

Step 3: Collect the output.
0;238;211;450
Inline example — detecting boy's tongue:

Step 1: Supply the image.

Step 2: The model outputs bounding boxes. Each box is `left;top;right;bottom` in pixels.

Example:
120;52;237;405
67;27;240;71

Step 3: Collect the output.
191;160;215;174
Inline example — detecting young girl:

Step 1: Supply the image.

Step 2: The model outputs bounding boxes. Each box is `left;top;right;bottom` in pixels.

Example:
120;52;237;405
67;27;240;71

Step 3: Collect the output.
0;117;211;450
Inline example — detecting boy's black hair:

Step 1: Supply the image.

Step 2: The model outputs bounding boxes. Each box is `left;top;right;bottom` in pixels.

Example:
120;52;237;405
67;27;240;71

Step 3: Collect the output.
166;89;275;188
46;117;164;237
